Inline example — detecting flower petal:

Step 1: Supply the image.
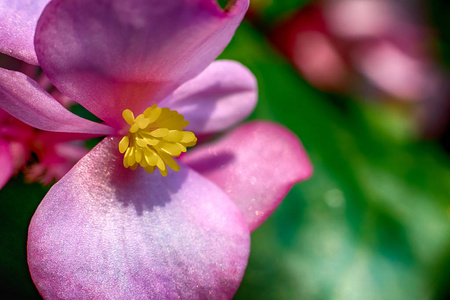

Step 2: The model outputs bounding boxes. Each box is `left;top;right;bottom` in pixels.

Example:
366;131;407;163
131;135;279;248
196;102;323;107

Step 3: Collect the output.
28;137;250;299
35;0;249;128
0;139;14;189
181;121;313;231
0;0;49;65
160;60;257;134
0;68;114;135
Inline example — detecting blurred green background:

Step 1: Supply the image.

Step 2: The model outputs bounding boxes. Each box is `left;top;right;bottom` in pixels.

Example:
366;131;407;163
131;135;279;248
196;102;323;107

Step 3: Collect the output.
1;0;450;299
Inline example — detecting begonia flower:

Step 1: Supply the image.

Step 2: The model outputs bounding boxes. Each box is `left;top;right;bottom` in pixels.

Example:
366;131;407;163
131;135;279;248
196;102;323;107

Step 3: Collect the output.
0;0;312;298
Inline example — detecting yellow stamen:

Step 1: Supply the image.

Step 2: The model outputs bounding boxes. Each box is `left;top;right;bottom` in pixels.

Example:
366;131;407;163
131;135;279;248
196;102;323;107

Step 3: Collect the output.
119;105;197;176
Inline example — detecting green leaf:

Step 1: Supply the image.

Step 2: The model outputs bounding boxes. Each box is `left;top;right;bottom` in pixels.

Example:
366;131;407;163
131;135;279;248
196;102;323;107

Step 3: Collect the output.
0;177;46;299
249;0;311;25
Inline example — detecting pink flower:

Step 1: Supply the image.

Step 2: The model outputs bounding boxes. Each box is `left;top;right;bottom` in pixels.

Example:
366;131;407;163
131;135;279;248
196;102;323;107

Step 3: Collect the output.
0;50;90;187
0;108;33;188
23;131;90;185
270;0;441;101
0;102;89;188
1;0;312;298
269;0;450;136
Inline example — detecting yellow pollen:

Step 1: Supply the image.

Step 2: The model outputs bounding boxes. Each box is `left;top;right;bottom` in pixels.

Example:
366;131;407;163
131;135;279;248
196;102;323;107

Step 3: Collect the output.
119;104;197;176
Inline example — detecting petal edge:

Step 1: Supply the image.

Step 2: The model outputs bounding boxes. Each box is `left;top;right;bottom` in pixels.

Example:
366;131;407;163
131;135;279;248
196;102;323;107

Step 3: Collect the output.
0;68;114;135
182;121;313;231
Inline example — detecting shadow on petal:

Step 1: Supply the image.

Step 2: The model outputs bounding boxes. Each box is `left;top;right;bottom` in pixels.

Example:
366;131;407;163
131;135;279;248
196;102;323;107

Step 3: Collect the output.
179;149;235;174
28;137;250;299
76;136;187;215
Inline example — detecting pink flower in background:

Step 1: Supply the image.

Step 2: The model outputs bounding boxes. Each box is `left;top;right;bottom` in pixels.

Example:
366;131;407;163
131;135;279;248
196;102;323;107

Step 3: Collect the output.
24;131;89;185
269;4;352;92
0;0;312;298
269;0;450;136
0;107;89;188
324;0;435;102
0;109;33;188
270;0;433;98
0;47;89;188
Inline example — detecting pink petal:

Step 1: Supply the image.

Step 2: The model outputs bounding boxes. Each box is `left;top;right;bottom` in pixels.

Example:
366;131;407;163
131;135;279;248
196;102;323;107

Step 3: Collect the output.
292;31;350;91
0;0;49;65
353;41;429;101
324;0;399;39
160;60;257;134
181;121;313;231
28;137;250;299
0;139;14;189
0;68;114;135
35;0;249;129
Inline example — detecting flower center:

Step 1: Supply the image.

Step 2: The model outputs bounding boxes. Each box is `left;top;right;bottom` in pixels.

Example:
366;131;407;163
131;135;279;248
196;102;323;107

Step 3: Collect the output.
119;104;197;176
